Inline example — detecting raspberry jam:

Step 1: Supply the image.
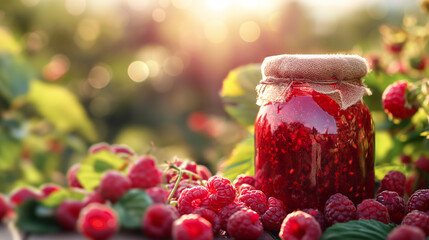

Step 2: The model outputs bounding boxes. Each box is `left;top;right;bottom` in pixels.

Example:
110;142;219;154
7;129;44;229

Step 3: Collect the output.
254;83;374;211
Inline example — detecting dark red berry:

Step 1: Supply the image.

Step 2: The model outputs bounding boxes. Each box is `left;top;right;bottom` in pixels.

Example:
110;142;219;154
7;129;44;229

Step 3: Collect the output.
238;184;256;195
324;193;356;225
261;197;287;231
357;199;390;224
10;187;41;206
67;164;83;189
402;210;429;236
167;180;200;199
55;200;85;231
78;203;119;240
193;207;221;234
382;81;418;119
378;170;406;197
0;195;9;221
415;156;429;173
196;165;212;180
127;156;162;189
227;209;263;240
99;170;131;203
232;174;255;190
237;190;267;215
83;192;105;206
408;189;429;213
143;204;179;239
146;187;170;204
40;184;61;198
376;190;406;224
302;208;327;231
219;202;247;230
178;186;210;215
166;161;199;182
387;225;426;240
401;155;412;164
280;211;322;240
172;214;213;240
206;176;236;209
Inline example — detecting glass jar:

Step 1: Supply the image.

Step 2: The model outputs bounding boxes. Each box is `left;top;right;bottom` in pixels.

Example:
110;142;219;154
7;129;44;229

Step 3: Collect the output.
254;55;375;211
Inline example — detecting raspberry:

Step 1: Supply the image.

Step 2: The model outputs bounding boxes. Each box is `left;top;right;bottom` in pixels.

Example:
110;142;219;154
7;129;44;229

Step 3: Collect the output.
378;170;406;197
172;214;213;240
67;164;83;188
356;199;390;224
206;176;236;209
98;170;131;203
232;174;255;189
55;200;85;231
10;187;41;206
219;202;247;230
408;189;429;213
382;80;418;119
302;208;327;231
402;210;429;236
193;208;221;234
376;190;406;224
40;183;61;198
167;180;200;199
0;195;9;221
401;155;412;164
127;156;162;189
238;184;256;194
167;161;199;182
279;211;322;240
415;156;429;173
78;203;119;240
110;144;134;157
324;193;356;225
227;209;263;240
143;203;179;239
89;143;111;154
387;225;426;240
178;186;210;215
83;192;105;206
237;190;267;215
146;187;170;204
196;165;212;180
261;197;287;231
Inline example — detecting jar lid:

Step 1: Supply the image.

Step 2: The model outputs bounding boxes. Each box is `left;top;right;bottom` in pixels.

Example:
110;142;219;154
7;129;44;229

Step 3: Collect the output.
262;54;368;82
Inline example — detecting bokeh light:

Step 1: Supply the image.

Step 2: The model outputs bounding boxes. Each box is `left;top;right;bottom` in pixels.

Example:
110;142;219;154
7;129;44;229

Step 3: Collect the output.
88;64;111;89
128;61;150;82
239;21;260;42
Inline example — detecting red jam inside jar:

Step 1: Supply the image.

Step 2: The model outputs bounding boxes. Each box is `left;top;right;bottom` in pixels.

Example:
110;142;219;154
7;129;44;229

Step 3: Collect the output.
254;55;375;211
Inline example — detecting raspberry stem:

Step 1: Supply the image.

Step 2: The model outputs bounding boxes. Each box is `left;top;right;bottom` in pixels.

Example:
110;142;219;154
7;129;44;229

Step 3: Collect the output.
167;165;184;204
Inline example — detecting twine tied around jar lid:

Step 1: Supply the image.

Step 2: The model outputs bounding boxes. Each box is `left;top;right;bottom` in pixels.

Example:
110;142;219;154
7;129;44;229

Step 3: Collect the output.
256;54;372;109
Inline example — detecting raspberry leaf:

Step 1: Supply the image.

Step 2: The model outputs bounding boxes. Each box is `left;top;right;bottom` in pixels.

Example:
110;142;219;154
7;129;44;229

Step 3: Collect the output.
41;189;85;208
16;199;61;234
113;189;153;229
321;219;396;240
221;133;254;181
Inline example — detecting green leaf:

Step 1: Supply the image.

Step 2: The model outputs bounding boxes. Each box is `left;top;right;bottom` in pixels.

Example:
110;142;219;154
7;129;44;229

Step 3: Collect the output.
0;27;21;54
16;200;61;234
375;164;407;181
113;189;153;229
321;220;396;240
221;134;254;181
41;189;85;208
221;64;261;131
0;54;32;107
27;81;96;141
0;127;22;170
76;150;127;191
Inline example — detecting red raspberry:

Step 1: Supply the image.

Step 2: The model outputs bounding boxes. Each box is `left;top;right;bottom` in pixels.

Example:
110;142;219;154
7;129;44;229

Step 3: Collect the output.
146;187;170;204
110;144;134;157
261;197;287;231
402;210;429;236
127;156;162;189
10;187;41;206
219;202;247;230
387;225;426;240
172;214;213;240
55;200;85;231
227;209;263;240
237;190;267;215
67;164;83;189
408;189;429;213
178;186;210;215
78;203;119;240
279;211;322;240
193;208;221;234
378;170;406;197
238;184;256;195
167;161;200;182
197;165;212;180
232;174;255;189
324;193;356;225
376;190;406;224
302;208;327;231
143;203;179;239
83;192;105;206
0;195;9;221
206;176;236;209
401;155;412;164
167;180;200;199
415;156;429;173
88;143;111;154
40;183;61;198
382;81;418;119
356;199;390;224
98;170;131;203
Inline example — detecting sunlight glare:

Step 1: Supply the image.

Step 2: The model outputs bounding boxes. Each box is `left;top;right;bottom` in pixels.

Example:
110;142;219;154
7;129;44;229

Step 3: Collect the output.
239;21;260;43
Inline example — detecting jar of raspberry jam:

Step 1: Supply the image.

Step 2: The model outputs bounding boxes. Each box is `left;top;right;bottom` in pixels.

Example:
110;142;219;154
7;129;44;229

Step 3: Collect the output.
254;55;374;211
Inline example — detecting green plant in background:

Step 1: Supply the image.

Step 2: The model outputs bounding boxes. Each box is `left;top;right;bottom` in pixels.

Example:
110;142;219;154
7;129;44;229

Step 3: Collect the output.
0;27;96;192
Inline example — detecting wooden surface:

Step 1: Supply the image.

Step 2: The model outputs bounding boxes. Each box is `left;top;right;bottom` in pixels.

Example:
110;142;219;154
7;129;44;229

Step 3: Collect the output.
0;225;276;240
